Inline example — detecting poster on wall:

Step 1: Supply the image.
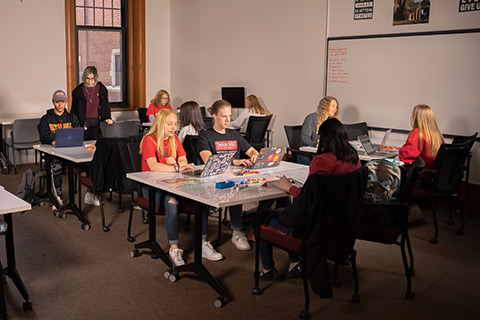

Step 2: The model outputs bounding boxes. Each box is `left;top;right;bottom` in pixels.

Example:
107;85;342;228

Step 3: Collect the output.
393;0;430;25
459;0;480;12
354;0;374;20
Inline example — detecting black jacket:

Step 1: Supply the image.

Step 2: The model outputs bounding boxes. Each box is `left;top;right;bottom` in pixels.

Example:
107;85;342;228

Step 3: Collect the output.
71;81;111;125
38;109;81;144
278;167;368;298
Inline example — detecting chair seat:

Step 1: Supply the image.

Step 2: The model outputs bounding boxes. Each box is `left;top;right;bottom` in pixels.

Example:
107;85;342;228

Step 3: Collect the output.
410;187;429;199
8;142;38;149
357;224;400;244
80;176;94;189
259;225;302;253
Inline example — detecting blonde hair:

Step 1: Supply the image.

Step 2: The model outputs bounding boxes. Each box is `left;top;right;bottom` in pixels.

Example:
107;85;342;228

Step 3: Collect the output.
245;95;267;115
315;96;339;135
140;109;177;159
151;89;170;107
410;104;445;157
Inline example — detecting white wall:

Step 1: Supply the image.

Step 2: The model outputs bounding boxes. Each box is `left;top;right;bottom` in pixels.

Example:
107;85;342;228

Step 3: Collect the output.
170;0;328;148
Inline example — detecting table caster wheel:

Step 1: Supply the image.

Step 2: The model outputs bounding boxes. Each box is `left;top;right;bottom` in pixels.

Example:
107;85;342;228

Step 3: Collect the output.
81;223;90;231
151;253;158;259
143;218;149;224
103;226;110;232
163;269;173;279
299;310;309;319
214;296;224;308
168;272;179;283
351;293;361;303
131;249;141;258
23;300;33;311
118;208;125;213
405;291;415;300
127;236;136;243
252;287;262;295
58;211;67;219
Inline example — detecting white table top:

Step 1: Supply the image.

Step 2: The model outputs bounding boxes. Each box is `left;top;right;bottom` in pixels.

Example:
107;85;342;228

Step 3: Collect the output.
299;145;403;165
33;141;96;163
127;161;309;208
0;186;31;215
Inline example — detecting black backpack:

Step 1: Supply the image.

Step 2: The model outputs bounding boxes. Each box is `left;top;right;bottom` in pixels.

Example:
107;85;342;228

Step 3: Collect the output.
16;168;45;206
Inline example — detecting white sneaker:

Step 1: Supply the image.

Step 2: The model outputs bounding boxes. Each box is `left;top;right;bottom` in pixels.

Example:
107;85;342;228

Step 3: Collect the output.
231;230;251;251
169;248;185;266
84;192;101;207
408;205;425;223
202;241;223;261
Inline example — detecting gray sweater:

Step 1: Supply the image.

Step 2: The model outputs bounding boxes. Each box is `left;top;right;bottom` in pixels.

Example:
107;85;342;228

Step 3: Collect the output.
301;112;318;147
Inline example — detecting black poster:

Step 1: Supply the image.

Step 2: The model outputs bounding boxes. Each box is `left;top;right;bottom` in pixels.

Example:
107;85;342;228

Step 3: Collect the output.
459;0;480;12
354;0;374;20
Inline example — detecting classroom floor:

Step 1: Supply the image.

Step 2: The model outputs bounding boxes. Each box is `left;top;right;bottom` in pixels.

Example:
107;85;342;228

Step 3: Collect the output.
1;164;480;320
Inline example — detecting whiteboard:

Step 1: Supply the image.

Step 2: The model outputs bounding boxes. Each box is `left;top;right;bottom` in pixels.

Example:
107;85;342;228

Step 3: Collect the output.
326;30;480;136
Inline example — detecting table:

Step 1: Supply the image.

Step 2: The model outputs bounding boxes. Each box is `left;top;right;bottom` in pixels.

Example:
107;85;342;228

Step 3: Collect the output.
33;142;95;230
126;161;308;307
299;145;404;165
0;186;33;317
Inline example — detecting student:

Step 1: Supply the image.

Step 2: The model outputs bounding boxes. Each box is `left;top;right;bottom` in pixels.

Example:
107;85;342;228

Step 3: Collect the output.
198;100;261;250
177;100;205;143
260;118;360;280
71;66;114;206
38;90;81;208
228;94;268;133
141;109;223;266
400;104;445;188
146;89;172;122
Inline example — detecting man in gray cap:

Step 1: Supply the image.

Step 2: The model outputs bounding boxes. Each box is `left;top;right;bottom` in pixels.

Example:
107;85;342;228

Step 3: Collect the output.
38;90;81;210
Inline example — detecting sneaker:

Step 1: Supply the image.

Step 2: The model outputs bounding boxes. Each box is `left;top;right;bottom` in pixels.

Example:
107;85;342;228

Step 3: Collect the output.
408;205;425;223
202;241;223;261
169;248;185;266
84;192;101;207
286;263;302;279
231;230;251;251
133;205;142;211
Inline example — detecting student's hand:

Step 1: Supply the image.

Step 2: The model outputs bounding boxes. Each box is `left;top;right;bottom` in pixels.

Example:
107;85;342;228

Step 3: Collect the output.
250;154;258;163
105;119;114;125
166;157;176;166
276;176;292;192
180;163;195;173
52;141;56;146
234;159;253;166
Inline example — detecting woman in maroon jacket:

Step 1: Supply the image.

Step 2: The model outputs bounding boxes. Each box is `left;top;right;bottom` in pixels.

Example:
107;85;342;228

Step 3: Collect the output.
259;118;360;281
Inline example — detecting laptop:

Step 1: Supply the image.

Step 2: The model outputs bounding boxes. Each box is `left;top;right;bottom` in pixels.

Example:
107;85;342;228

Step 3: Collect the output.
247;147;286;169
55;127;84;148
358;134;398;157
373;129;392;149
184;151;236;177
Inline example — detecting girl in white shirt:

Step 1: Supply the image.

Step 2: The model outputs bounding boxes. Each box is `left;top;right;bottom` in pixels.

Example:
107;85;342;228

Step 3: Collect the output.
229;94;268;133
178;101;206;143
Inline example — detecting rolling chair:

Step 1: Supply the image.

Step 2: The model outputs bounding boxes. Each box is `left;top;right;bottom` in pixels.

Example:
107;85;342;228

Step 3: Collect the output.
244;115;272;150
6;118;41;175
283;125;313;163
343;122;368;141
203;117;214;129
137;107;148;123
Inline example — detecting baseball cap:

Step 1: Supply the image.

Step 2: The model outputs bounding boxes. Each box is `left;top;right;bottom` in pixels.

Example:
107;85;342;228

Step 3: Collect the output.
52;89;67;102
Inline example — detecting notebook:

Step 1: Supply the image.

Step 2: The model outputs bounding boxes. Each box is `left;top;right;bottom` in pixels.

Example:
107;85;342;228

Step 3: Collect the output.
247;147;286;169
358;134;398;157
55;127;85;148
184;151;236;177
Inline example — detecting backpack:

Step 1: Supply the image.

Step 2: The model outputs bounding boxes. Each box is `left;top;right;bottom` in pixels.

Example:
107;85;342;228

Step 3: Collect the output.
16;168;45;206
364;159;401;204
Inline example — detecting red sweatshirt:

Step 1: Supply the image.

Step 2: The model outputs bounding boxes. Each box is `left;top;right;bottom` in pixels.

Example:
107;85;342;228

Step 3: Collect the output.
399;128;435;171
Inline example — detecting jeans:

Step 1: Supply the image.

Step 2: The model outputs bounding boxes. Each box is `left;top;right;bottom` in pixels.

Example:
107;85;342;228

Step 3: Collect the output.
51;158;64;198
296;154;312;165
142;186;208;245
228;199;275;231
259;217;300;271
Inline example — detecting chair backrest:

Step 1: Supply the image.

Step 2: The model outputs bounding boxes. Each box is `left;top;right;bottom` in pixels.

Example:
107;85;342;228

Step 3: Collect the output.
13;118;41;144
398;156;425;203
451;132;478;182
137;107;148;123
101;120;140;138
200;106;207;117
182;135;203;165
284;125;303;149
127;142;142;173
343;122;368;141
245;115;273;150
433;141;470;194
203;116;214;129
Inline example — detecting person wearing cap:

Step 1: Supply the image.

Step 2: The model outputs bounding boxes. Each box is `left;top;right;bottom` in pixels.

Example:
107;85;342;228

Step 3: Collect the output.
38;90;81;209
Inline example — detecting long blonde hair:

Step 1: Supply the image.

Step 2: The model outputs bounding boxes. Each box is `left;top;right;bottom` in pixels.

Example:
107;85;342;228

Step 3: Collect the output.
140;109;177;159
410;104;445;157
245;95;267;115
316;96;339;132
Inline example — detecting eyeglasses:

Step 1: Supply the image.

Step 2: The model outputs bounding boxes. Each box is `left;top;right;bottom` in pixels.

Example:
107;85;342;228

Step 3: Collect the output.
161;97;169;100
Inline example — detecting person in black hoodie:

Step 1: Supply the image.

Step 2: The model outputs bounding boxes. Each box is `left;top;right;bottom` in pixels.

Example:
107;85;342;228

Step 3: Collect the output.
38;89;81;206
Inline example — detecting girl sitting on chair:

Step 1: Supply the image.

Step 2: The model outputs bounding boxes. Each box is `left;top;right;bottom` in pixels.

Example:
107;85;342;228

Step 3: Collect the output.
177;100;206;143
146;89;172;122
140;109;223;266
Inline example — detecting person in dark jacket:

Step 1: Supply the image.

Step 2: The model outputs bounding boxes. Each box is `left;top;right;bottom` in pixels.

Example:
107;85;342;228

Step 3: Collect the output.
38;89;81;207
71;65;113;206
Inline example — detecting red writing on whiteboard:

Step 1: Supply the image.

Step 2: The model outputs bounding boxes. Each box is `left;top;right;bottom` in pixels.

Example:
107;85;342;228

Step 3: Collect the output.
328;47;349;84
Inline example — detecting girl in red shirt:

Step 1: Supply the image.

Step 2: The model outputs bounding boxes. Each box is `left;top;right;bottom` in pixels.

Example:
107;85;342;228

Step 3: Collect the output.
141;109;222;265
146;89;173;122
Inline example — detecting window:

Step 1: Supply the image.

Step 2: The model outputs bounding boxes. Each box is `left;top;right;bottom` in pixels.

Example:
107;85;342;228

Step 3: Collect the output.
66;0;145;110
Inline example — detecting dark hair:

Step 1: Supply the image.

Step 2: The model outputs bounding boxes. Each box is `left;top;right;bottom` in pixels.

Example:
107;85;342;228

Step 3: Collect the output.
316;118;359;165
208;99;231;115
179;100;205;132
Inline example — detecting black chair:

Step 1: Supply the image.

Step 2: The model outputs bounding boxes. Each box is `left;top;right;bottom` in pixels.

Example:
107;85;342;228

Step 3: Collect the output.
203;116;214;129
100;120;141;138
283;125;313;163
244;115;273;150
253;167;368;319
358;156;425;300
200;106;207;117
137;107;148;123
343;122;368;141
182;135;203;165
411;141;471;244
